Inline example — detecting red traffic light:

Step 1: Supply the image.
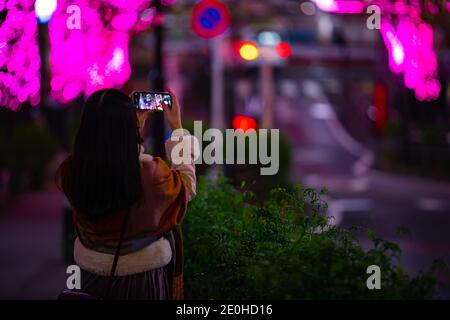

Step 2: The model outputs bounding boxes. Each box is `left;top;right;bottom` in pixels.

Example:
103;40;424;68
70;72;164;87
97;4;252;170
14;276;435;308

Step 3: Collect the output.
275;42;292;58
232;115;257;132
372;83;388;134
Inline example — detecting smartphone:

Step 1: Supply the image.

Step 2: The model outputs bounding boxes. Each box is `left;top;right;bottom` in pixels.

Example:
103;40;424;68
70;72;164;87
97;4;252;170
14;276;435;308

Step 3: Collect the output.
133;91;172;111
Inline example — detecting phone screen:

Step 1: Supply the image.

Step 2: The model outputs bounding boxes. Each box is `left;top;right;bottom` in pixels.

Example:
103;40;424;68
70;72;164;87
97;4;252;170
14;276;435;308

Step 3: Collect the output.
133;92;172;111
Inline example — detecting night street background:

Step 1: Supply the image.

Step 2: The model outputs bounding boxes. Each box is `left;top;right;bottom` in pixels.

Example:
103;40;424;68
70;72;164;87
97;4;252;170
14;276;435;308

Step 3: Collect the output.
1;0;449;299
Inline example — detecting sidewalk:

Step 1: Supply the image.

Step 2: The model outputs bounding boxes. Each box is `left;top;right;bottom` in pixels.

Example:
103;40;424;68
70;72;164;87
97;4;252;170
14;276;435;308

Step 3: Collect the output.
0;187;67;299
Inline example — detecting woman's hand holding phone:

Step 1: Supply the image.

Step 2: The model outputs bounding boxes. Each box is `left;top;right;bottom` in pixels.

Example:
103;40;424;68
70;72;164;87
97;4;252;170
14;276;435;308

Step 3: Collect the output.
163;88;182;131
131;91;150;137
136;108;151;137
132;88;182;134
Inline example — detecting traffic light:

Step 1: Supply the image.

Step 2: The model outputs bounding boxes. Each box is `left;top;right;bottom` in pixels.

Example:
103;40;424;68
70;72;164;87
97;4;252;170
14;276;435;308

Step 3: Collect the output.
372;82;388;134
238;41;259;61
275;42;292;59
232;115;257;132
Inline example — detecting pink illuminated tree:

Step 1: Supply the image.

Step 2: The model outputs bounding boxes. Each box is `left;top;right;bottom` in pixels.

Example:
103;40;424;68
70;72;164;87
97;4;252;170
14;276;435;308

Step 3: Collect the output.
312;0;443;101
0;0;41;111
48;0;156;103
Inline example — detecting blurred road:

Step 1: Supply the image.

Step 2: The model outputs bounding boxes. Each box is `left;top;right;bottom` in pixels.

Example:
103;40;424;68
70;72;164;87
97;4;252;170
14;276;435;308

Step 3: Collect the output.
278;79;450;297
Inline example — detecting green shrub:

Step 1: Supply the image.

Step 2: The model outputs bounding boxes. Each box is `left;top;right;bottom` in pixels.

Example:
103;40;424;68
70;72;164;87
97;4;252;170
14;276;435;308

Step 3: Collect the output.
182;119;293;197
224;131;293;198
183;175;439;299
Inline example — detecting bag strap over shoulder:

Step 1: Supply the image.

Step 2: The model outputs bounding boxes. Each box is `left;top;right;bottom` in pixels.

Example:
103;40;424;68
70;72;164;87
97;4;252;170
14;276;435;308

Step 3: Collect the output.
104;209;130;299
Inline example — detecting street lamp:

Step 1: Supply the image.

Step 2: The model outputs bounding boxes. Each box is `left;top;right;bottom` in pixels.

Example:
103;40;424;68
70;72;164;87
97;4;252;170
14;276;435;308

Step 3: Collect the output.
35;0;57;24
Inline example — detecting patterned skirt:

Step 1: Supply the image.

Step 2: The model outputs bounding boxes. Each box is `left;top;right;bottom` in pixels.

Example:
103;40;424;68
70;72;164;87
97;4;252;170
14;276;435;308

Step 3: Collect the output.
80;265;172;300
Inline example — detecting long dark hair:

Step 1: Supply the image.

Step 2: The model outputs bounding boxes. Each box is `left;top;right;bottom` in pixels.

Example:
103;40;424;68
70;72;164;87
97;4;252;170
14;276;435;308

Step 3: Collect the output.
59;89;143;219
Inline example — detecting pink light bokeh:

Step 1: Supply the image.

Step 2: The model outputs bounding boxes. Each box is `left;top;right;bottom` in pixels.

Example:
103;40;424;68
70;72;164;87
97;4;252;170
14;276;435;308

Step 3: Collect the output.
48;0;154;104
311;0;364;14
380;17;440;101
315;0;441;102
0;0;41;111
380;22;405;74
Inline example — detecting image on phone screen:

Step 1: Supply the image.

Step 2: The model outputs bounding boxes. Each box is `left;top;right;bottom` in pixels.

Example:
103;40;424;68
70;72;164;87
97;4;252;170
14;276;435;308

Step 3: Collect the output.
133;92;172;111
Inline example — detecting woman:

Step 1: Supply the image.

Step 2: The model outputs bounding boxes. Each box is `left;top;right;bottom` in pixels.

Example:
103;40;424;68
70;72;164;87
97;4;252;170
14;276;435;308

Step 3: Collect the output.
57;88;196;300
